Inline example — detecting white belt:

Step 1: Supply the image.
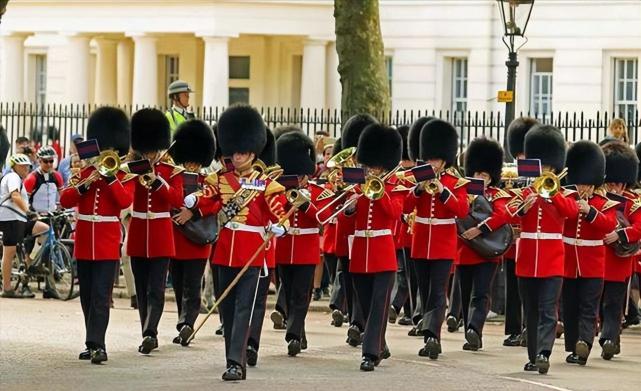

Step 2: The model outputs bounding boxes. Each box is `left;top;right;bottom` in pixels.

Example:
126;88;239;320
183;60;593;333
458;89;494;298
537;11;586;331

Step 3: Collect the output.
288;227;320;236
414;217;456;226
131;211;171;220
562;236;604;247
353;229;392;238
224;222;266;234
520;232;562;240
77;214;119;223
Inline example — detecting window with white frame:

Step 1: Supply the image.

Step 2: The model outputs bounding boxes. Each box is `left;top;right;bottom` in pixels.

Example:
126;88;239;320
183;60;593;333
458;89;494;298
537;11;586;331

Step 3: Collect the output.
385;56;393;97
530;58;553;116
35;55;47;106
451;58;467;113
613;58;638;124
164;55;180;105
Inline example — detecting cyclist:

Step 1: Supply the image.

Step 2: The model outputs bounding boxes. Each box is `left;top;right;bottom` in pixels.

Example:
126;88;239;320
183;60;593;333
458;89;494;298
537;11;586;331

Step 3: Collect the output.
24;146;64;214
0;154;49;298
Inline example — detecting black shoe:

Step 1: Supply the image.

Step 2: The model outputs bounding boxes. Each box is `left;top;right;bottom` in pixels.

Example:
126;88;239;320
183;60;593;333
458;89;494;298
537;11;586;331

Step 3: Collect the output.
322;287;330;297
312;288;322;301
79;348;92;360
622;315;640;329
0;289;26;298
347;325;362;347
172;336;181;345
215;324;224;336
360;356;375;372
138;336;158;355
535;354;550;374
222;364;246;381
397;316;413;326
388;306;398;324
380;345;391;360
523;361;538;371
42;289;61;300
601;339;616;360
408;326;418;336
575;340;590;364
331;309;344;328
130;295;138;309
20;285;36;298
465;329;481;351
270;310;286;330
301;336;308;350
246;346;258;367
415;319;425;336
178;325;193;347
287;339;301;357
446;316;459;333
418;337;440;360
565;353;587;366
503;334;521;347
91;348;108;364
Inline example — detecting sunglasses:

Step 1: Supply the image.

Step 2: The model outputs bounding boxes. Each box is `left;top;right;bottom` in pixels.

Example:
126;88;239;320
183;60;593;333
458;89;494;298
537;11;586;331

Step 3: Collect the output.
41;159;54;164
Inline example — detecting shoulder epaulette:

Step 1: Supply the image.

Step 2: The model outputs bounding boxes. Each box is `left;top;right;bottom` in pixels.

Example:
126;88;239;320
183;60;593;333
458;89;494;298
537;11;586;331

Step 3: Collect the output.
491;188;512;200
454;177;470;189
602;199;620;212
121;173;138;183
562;188;577;197
205;172;219;186
392;184;411;192
317;188;335;201
265;180;286;197
631;200;641;214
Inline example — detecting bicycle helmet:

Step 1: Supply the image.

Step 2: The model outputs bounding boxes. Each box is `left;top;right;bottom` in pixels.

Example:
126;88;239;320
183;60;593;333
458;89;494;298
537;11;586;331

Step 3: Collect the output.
9;153;31;167
36;146;57;159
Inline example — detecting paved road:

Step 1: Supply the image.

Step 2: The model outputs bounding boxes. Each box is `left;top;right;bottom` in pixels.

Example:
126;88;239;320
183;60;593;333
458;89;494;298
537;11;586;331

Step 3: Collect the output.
1;297;639;391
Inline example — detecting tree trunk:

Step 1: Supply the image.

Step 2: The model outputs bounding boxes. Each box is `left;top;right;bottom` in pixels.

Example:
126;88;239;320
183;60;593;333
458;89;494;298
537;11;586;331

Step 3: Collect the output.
334;0;391;120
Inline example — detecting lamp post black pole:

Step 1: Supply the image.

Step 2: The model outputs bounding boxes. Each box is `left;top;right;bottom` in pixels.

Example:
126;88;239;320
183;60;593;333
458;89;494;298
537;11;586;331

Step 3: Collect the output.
504;50;519;162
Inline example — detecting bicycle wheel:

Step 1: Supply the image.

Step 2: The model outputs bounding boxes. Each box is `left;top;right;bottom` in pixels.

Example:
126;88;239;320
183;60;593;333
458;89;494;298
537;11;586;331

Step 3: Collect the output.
47;241;75;300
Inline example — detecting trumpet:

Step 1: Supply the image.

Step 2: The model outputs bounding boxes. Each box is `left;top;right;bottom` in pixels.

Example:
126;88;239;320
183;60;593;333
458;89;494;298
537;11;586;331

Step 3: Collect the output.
531;168;567;199
326;147;357;191
362;165;402;201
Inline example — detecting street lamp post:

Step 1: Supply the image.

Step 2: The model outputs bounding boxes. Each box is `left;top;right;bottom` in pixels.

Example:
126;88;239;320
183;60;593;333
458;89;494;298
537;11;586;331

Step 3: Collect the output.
497;0;534;161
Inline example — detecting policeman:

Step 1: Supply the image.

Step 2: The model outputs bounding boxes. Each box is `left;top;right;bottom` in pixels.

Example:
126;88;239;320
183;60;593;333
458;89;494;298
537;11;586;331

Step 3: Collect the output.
165;80;196;132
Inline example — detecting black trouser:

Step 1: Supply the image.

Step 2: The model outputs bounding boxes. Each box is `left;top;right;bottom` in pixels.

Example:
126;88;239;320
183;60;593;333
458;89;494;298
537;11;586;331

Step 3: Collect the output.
279;264;315;342
562;277;603;352
457;262;498;337
448;272;462;320
414;259;453;341
77;260;118;350
352;271;395;359
170;259;207;330
504;259;523;335
275;279;288;320
518;277;562;362
218;265;260;368
324;253;339;286
248;267;272;351
391;248;417;317
211;264;223;323
600;280;627;346
330;256;364;330
131;257;170;338
329;256;348;313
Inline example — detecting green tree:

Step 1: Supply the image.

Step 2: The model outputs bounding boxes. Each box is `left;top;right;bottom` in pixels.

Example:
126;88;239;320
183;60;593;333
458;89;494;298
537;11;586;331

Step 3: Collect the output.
334;0;391;118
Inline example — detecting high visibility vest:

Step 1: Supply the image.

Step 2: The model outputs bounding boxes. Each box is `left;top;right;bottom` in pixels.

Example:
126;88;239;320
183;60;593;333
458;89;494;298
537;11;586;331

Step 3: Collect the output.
165;108;194;132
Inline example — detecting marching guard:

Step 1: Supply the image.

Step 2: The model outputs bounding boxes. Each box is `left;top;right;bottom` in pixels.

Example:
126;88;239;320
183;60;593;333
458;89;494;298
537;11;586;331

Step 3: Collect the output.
60;107;134;364
561;141;617;366
127;108;184;355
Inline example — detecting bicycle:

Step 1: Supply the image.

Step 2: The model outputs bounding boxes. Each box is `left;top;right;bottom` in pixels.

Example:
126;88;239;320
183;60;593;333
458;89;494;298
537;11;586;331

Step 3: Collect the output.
7;210;76;300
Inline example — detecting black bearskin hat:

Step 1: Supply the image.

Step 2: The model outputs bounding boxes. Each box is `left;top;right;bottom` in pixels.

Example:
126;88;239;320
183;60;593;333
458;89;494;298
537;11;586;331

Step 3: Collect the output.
212;123;222;160
419;119;458;167
507;117;539;159
636;142;641;182
408;116;435;161
566;141;605;186
341;113;377;150
131;108;170;153
524;124;566;173
171;119;216;167
464;137;504;186
603;141;639;185
86;106;131;156
217;104;266;157
397;125;410;161
273;125;302;140
258;127;276;166
276;131;316;176
356;124;402;171
332;137;342;157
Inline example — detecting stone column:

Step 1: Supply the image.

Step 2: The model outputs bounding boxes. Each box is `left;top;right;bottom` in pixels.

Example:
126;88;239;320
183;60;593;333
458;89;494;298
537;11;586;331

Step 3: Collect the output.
116;39;133;106
65;34;91;104
0;33;27;102
129;34;158;108
94;38;118;105
201;36;230;108
300;39;327;109
325;41;341;110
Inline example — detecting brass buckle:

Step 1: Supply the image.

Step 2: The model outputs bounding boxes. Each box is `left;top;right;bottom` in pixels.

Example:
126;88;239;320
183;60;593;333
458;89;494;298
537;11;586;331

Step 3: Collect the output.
147;212;155;219
364;230;373;238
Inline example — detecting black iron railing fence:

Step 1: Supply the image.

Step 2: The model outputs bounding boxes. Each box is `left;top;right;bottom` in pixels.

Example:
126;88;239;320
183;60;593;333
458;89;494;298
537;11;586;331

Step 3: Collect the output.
1;102;638;156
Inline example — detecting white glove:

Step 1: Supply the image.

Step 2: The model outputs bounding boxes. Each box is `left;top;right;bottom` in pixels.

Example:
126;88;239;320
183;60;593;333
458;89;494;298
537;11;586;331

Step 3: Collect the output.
184;194;197;208
268;223;287;238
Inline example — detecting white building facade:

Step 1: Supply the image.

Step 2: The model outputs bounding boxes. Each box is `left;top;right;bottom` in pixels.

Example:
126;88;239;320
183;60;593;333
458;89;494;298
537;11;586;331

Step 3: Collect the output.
0;0;640;122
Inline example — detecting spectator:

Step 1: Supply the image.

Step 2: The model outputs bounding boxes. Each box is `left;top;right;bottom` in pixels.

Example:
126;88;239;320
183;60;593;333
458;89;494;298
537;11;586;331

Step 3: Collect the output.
23;146;63;214
599;118;629;145
0;126;9;171
58;134;83;185
3;137;36;176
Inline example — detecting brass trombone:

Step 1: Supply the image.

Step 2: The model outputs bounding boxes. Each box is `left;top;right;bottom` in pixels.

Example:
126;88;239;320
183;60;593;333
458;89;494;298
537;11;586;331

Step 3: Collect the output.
508;168;569;215
68;150;127;189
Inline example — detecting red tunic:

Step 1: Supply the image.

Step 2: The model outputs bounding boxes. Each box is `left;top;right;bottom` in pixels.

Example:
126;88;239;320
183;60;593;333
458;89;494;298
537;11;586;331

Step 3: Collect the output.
503;188;523;261
509;188;579;278
405;171;469;261
126;162;184;258
349;183;403;274
276;183;332;265
604;193;641;282
60;167;134;261
562;192;618;279
457;187;512;265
